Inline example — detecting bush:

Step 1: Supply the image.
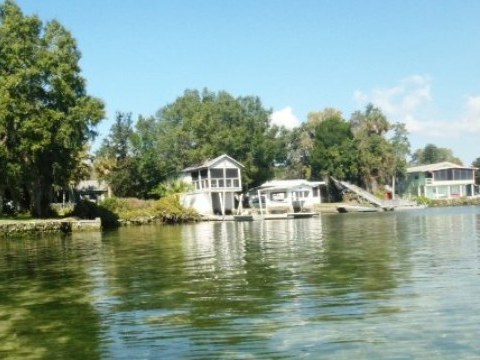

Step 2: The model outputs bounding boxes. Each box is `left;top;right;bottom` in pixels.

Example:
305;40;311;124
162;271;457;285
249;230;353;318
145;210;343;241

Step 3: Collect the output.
72;200;119;228
153;195;200;224
412;196;433;206
97;195;199;225
50;203;75;217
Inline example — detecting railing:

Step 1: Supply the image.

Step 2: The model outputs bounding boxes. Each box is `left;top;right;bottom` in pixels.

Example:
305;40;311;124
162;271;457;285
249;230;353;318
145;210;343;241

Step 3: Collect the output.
192;179;240;190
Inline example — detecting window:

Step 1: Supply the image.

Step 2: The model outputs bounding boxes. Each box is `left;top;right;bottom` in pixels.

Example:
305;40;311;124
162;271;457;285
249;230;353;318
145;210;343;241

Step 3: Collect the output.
270;192;286;201
226;168;238;178
210;169;223;178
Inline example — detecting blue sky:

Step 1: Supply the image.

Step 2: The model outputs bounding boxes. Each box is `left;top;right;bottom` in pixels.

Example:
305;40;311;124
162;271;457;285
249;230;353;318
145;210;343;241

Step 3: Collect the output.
15;0;480;165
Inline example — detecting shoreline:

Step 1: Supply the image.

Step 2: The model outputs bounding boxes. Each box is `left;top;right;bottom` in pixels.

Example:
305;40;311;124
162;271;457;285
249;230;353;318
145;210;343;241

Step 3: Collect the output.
0;217;101;236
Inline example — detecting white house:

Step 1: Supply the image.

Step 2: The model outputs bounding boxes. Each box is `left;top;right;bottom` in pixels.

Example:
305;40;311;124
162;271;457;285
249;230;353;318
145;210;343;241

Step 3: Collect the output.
180;154;243;215
248;179;326;214
405;162;478;199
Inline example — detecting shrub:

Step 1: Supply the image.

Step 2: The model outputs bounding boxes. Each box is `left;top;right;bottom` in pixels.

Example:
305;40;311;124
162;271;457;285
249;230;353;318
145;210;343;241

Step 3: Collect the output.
72;200;119;228
98;195;199;224
153;195;200;224
412;196;432;206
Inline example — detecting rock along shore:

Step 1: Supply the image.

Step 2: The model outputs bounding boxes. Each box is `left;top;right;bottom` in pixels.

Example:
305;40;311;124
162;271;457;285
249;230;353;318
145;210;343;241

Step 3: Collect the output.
0;217;101;235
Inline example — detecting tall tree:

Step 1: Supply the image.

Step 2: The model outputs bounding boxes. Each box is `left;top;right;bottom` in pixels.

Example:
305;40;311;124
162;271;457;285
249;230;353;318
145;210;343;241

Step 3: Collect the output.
281;108;343;179
154;89;281;189
349;104;393;192
310;114;360;181
411;144;463;165
0;1;104;216
389;122;411;196
95;112;139;197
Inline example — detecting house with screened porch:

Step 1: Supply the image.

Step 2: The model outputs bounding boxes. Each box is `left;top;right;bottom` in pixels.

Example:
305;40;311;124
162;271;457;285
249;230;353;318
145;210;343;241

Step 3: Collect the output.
180;154;243;216
404;161;478;199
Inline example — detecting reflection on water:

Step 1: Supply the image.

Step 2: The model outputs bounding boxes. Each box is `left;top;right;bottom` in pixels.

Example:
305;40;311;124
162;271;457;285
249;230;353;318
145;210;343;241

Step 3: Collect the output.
0;207;480;358
0;232;103;359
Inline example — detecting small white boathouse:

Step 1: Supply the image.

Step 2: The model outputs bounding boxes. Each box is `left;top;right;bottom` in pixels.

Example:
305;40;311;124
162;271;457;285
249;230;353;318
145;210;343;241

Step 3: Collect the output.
180;154;243;216
249;179;325;214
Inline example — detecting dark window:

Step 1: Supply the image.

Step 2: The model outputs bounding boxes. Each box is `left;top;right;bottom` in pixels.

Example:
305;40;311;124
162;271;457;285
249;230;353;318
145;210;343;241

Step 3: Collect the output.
226;168;238;178
210;169;223;178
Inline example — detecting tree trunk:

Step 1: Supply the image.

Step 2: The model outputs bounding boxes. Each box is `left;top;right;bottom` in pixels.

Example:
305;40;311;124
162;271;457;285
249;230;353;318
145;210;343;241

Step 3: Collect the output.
0;186;4;216
31;179;53;218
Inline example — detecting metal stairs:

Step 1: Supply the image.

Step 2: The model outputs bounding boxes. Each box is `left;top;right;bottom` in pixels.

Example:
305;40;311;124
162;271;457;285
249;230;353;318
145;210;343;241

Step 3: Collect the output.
331;178;385;208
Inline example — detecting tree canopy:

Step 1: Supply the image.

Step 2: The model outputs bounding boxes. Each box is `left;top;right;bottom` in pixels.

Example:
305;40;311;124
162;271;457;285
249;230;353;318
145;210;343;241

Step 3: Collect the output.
95;89;285;198
411;144;463;166
0;0;104;216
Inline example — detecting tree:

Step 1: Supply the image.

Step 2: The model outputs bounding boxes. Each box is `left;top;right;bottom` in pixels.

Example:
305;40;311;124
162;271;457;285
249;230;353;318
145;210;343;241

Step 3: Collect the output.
280;108;343;179
0;1;104;216
95;112;138;197
390;122;411;196
349;104;394;192
310;114;360;181
411;144;463;165
154;89;281;189
130;115;165;198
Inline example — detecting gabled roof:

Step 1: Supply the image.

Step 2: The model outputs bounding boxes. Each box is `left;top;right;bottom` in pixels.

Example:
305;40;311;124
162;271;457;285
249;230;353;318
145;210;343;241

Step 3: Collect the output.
407;161;477;173
183;154;244;172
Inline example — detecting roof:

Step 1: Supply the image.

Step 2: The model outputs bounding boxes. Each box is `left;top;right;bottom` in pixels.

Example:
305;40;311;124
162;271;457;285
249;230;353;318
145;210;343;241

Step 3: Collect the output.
251;179;326;192
183;154;244;172
407;161;477;173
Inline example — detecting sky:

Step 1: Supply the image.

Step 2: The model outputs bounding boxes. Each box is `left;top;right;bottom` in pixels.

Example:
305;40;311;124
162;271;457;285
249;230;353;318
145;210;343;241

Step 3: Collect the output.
14;0;480;165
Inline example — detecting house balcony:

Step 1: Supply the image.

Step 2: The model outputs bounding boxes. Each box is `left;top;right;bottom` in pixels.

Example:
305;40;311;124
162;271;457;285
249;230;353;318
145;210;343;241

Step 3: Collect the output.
192;178;241;191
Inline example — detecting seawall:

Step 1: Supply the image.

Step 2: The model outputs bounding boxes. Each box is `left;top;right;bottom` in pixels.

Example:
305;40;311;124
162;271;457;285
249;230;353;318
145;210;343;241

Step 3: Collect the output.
0;217;101;235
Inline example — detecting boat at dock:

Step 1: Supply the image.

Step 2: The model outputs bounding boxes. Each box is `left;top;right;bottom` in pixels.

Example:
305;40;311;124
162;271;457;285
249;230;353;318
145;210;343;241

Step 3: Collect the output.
337;205;381;213
233;214;255;221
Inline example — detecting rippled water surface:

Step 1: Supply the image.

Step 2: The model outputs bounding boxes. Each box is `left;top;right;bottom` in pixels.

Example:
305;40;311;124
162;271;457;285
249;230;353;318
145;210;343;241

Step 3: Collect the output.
1;206;480;359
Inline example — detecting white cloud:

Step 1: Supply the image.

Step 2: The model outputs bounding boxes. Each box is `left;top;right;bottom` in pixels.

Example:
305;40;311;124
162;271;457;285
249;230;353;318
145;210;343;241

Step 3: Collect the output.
353;75;480;137
463;95;480;133
354;74;432;120
270;107;301;129
354;76;480;164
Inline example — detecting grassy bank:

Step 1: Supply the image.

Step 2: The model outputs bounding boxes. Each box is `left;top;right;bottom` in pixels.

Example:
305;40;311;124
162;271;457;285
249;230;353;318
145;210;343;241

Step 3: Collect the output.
72;196;200;228
414;196;480;207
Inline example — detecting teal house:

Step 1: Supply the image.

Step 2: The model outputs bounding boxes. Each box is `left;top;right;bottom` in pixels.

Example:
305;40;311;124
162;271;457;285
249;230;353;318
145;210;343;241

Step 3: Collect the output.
405;162;478;199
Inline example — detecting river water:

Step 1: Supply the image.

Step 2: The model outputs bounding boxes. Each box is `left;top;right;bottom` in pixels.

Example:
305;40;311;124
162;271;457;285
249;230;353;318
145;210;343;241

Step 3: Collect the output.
1;206;480;359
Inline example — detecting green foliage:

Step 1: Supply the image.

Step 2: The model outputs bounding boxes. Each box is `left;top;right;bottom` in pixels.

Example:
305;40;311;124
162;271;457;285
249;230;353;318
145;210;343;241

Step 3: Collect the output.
154;89;281;188
95;112;140;197
50;203;75;217
411;144;463;166
0;1;104;217
310;114;359;181
412;196;433;206
430;196;480;207
390;122;411;180
98;196;199;224
94;89;283;198
72;200;119;228
349;104;396;191
150;180;193;198
153;196;200;224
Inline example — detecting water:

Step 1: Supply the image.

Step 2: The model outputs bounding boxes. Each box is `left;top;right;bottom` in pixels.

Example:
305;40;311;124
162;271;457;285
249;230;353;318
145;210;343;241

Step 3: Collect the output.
1;206;480;359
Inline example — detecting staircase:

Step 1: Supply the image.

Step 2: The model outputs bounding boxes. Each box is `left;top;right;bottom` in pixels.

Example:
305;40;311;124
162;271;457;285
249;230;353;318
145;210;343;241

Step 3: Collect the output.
331;178;385;208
